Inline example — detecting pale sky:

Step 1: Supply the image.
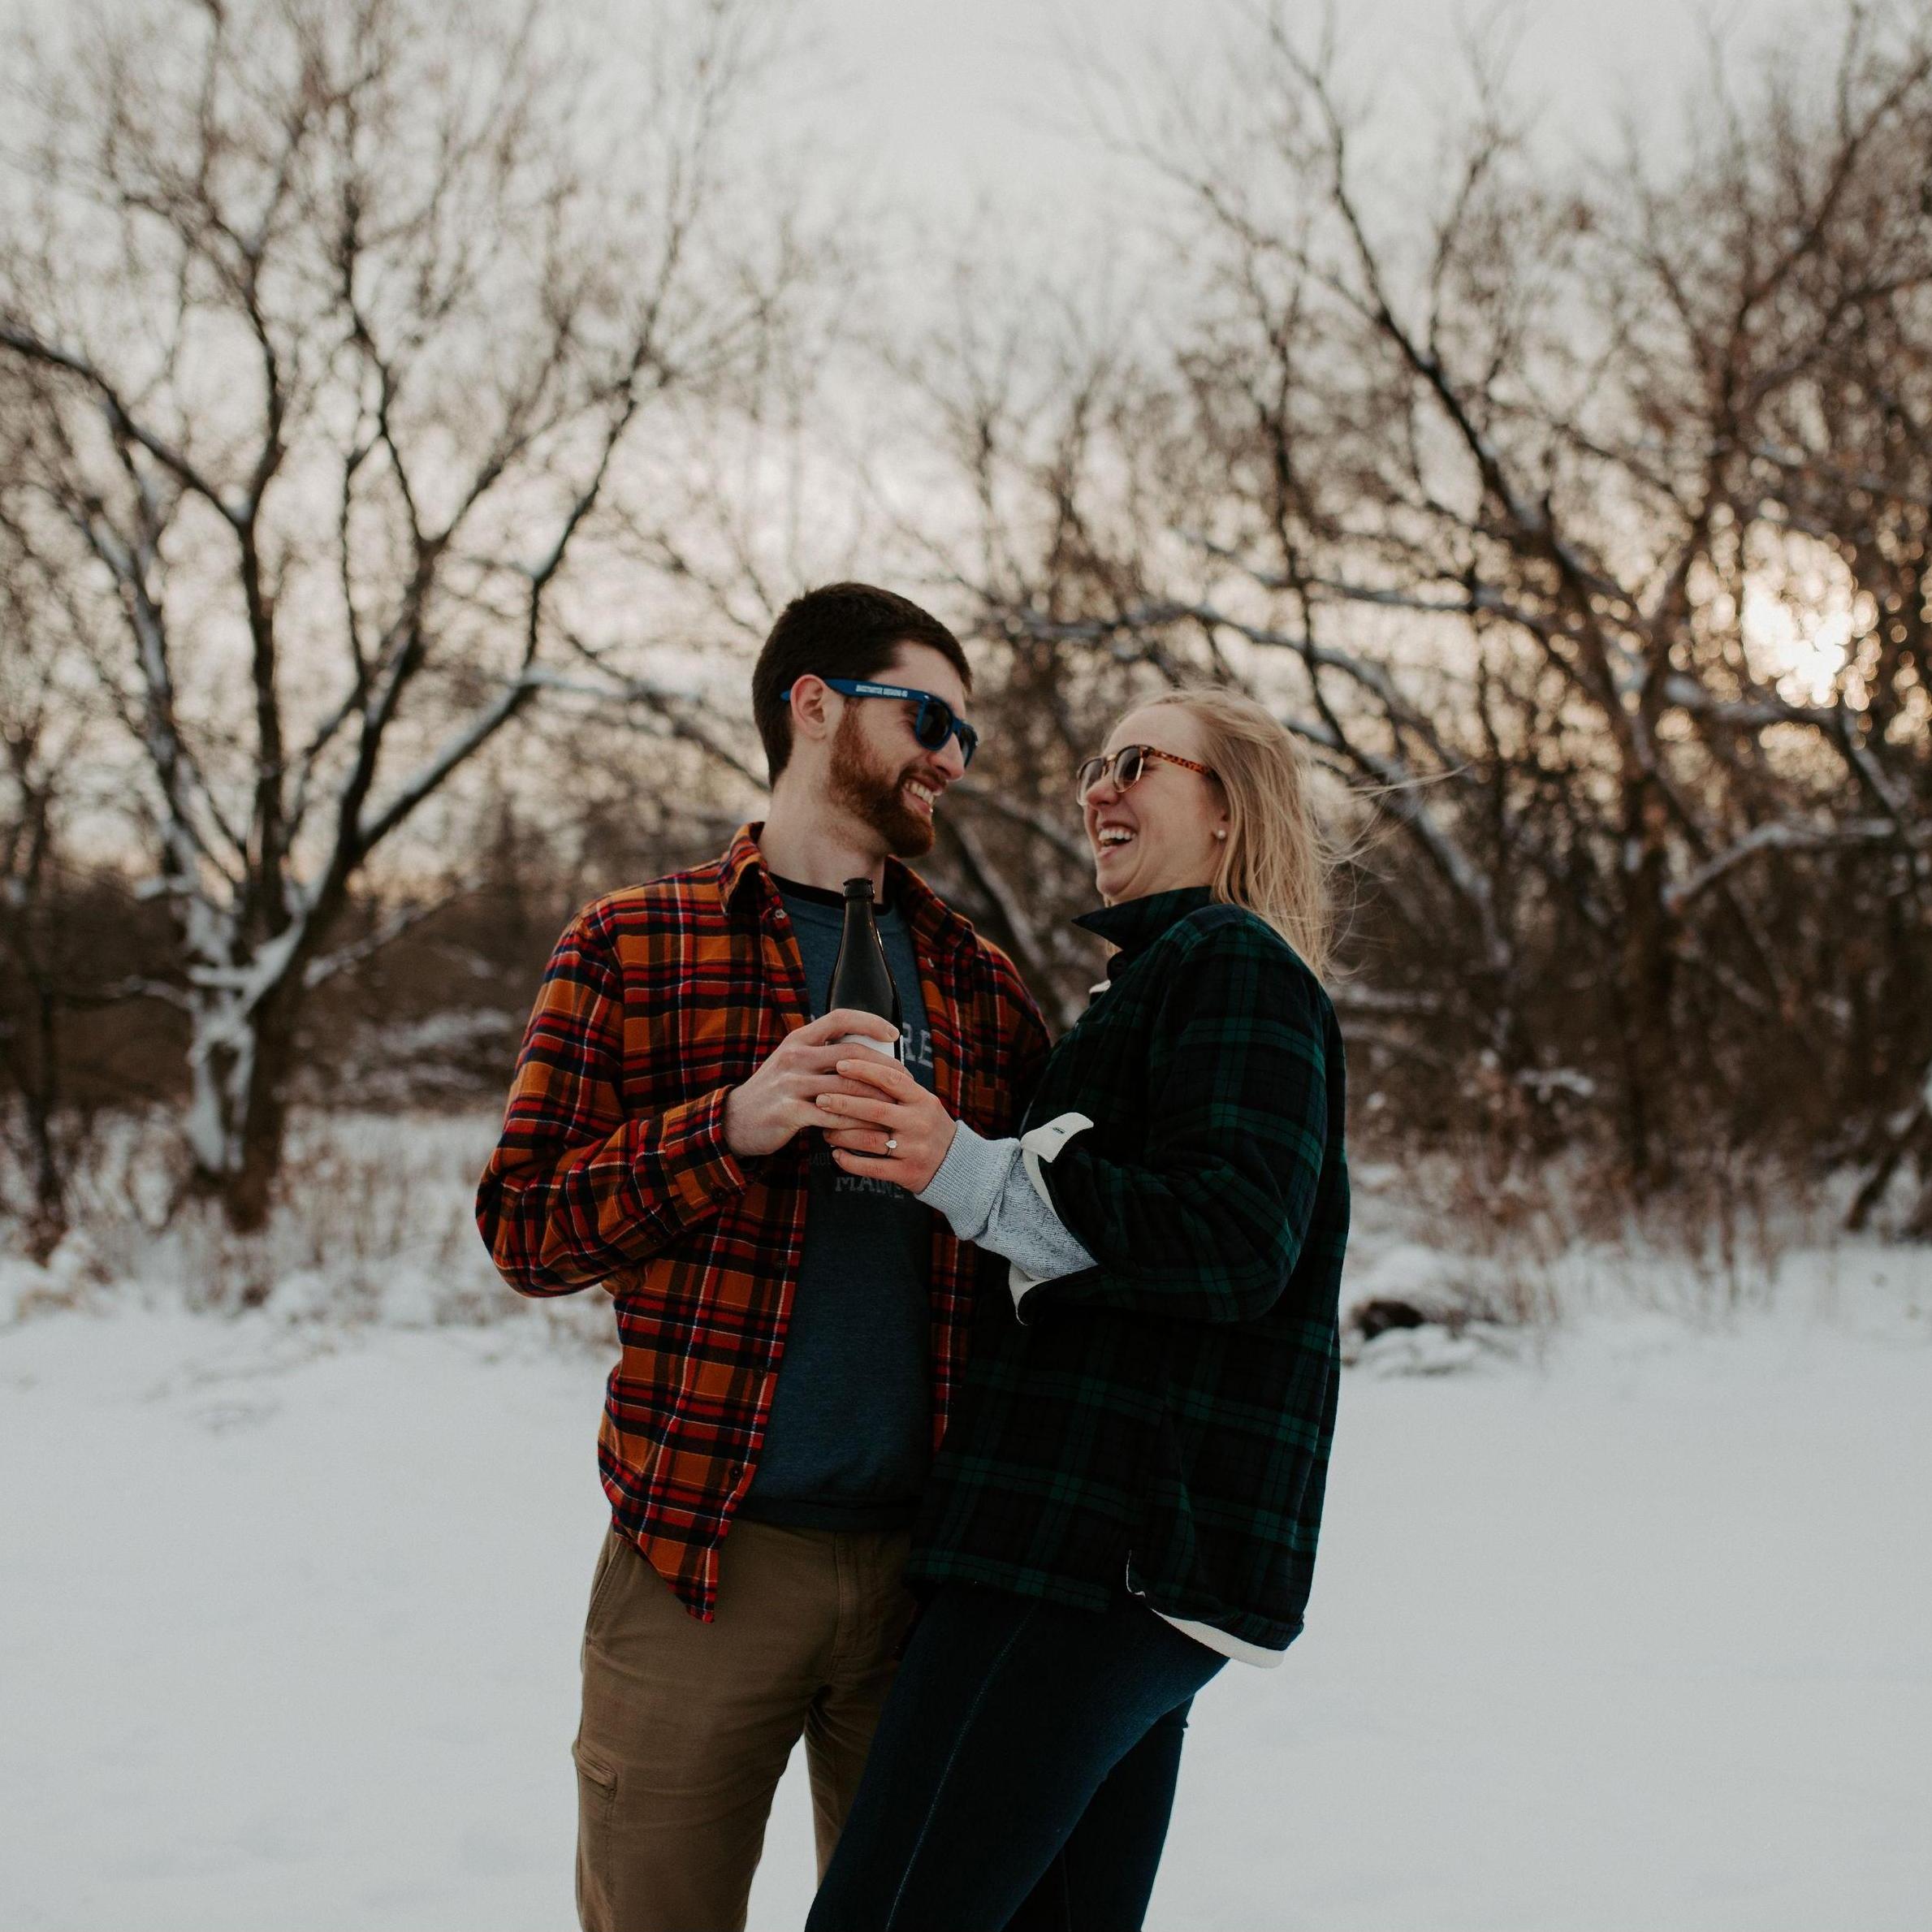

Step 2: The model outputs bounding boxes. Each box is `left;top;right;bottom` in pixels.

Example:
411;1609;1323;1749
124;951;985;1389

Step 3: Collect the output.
797;0;1767;235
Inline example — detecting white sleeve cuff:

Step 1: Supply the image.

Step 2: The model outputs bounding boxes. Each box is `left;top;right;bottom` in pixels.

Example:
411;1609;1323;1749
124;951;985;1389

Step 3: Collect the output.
1018;1109;1094;1208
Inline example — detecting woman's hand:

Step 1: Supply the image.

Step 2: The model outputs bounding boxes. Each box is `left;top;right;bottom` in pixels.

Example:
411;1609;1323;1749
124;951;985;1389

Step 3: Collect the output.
819;1053;958;1193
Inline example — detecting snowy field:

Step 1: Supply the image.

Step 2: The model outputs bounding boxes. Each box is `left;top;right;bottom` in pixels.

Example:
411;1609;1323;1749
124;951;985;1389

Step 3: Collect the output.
2;1127;1930;1930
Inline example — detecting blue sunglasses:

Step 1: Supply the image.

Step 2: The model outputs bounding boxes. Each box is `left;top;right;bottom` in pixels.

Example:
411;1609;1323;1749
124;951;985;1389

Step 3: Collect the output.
781;677;979;767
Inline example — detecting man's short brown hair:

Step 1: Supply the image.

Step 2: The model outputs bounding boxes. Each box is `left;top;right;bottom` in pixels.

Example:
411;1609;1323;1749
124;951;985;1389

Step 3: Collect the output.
751;583;970;781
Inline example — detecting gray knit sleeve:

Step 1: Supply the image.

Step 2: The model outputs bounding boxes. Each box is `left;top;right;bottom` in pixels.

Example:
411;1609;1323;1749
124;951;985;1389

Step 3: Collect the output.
918;1119;1096;1282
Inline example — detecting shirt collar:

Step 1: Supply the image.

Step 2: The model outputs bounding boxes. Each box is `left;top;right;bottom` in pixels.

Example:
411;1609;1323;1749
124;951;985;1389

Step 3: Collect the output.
718;823;773;907
1074;885;1215;971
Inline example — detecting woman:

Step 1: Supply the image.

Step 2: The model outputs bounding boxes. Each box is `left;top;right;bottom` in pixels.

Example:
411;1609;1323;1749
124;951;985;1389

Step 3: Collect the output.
806;687;1349;1932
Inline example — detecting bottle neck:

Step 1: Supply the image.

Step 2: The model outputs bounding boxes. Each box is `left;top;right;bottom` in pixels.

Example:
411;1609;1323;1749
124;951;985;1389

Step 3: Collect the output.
840;893;881;949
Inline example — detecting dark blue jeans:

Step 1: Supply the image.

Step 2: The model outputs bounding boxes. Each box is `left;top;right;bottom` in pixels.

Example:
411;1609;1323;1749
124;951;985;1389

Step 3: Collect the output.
805;1583;1225;1932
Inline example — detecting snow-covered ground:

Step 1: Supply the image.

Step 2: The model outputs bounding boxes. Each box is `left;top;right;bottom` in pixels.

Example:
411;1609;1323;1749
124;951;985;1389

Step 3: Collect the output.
4;1282;1928;1930
2;1118;1929;1929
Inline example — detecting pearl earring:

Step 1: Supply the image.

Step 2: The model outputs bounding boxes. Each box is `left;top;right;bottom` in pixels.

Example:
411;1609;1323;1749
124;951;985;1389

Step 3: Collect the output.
1214;829;1227;841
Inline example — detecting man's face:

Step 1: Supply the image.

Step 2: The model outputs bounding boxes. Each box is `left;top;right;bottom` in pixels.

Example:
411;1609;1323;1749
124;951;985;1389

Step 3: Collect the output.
826;643;971;860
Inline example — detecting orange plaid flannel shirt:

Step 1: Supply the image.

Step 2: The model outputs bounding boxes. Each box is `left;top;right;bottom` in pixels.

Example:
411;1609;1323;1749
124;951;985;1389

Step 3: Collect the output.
477;824;1050;1619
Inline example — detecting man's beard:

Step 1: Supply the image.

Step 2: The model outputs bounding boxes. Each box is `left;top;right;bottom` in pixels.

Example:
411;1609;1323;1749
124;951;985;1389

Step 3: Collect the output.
828;710;936;858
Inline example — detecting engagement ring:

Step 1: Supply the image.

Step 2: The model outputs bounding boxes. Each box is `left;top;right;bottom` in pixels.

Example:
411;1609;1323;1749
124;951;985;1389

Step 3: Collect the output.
886;1136;898;1152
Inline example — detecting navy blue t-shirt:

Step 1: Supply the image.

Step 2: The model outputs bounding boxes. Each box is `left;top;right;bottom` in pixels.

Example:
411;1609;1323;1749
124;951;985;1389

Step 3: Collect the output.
736;880;937;1530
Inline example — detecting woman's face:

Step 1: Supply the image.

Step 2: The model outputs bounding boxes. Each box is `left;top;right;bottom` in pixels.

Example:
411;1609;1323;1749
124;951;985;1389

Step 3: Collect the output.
1083;705;1230;905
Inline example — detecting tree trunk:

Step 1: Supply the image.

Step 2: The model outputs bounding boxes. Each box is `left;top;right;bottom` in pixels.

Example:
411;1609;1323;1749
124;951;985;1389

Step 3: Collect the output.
184;970;304;1240
1616;784;1679;1191
1846;1071;1932;1238
20;980;68;1264
224;983;301;1240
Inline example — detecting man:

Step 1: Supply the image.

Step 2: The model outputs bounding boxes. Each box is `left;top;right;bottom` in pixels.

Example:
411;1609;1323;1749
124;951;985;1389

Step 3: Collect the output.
477;582;1049;1932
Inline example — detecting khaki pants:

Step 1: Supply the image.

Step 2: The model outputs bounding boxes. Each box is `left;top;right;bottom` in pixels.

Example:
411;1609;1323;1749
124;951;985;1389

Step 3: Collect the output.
573;1519;914;1932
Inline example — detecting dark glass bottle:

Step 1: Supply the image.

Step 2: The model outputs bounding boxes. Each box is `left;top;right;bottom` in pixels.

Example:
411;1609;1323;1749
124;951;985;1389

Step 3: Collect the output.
828;877;901;1060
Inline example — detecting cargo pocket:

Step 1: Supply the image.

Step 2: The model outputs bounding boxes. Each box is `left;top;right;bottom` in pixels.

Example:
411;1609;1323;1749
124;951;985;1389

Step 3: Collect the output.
573;1738;620;1931
573;1736;620;1804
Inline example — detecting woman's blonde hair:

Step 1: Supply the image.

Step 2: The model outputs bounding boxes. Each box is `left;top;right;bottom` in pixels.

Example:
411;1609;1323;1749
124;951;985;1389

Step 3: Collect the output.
1129;686;1336;979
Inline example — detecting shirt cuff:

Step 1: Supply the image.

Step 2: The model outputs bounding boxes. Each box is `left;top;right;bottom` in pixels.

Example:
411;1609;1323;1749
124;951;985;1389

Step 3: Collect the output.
652;1085;751;1221
1017;1111;1095;1215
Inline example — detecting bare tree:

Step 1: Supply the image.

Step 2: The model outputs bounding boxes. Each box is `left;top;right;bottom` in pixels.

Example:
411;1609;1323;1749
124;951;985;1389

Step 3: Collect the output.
909;0;1932;1222
0;452;94;1258
0;0;817;1229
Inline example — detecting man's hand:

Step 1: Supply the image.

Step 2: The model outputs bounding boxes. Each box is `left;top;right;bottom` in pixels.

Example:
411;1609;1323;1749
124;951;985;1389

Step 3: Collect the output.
819;1053;959;1194
722;1009;901;1159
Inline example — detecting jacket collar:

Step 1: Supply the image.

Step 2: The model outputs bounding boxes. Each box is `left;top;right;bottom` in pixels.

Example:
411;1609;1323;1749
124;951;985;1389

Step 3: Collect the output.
718;822;976;957
1074;885;1214;972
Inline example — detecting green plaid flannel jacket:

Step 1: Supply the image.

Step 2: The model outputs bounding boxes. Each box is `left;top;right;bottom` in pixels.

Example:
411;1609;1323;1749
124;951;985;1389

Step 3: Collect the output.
905;886;1349;1652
